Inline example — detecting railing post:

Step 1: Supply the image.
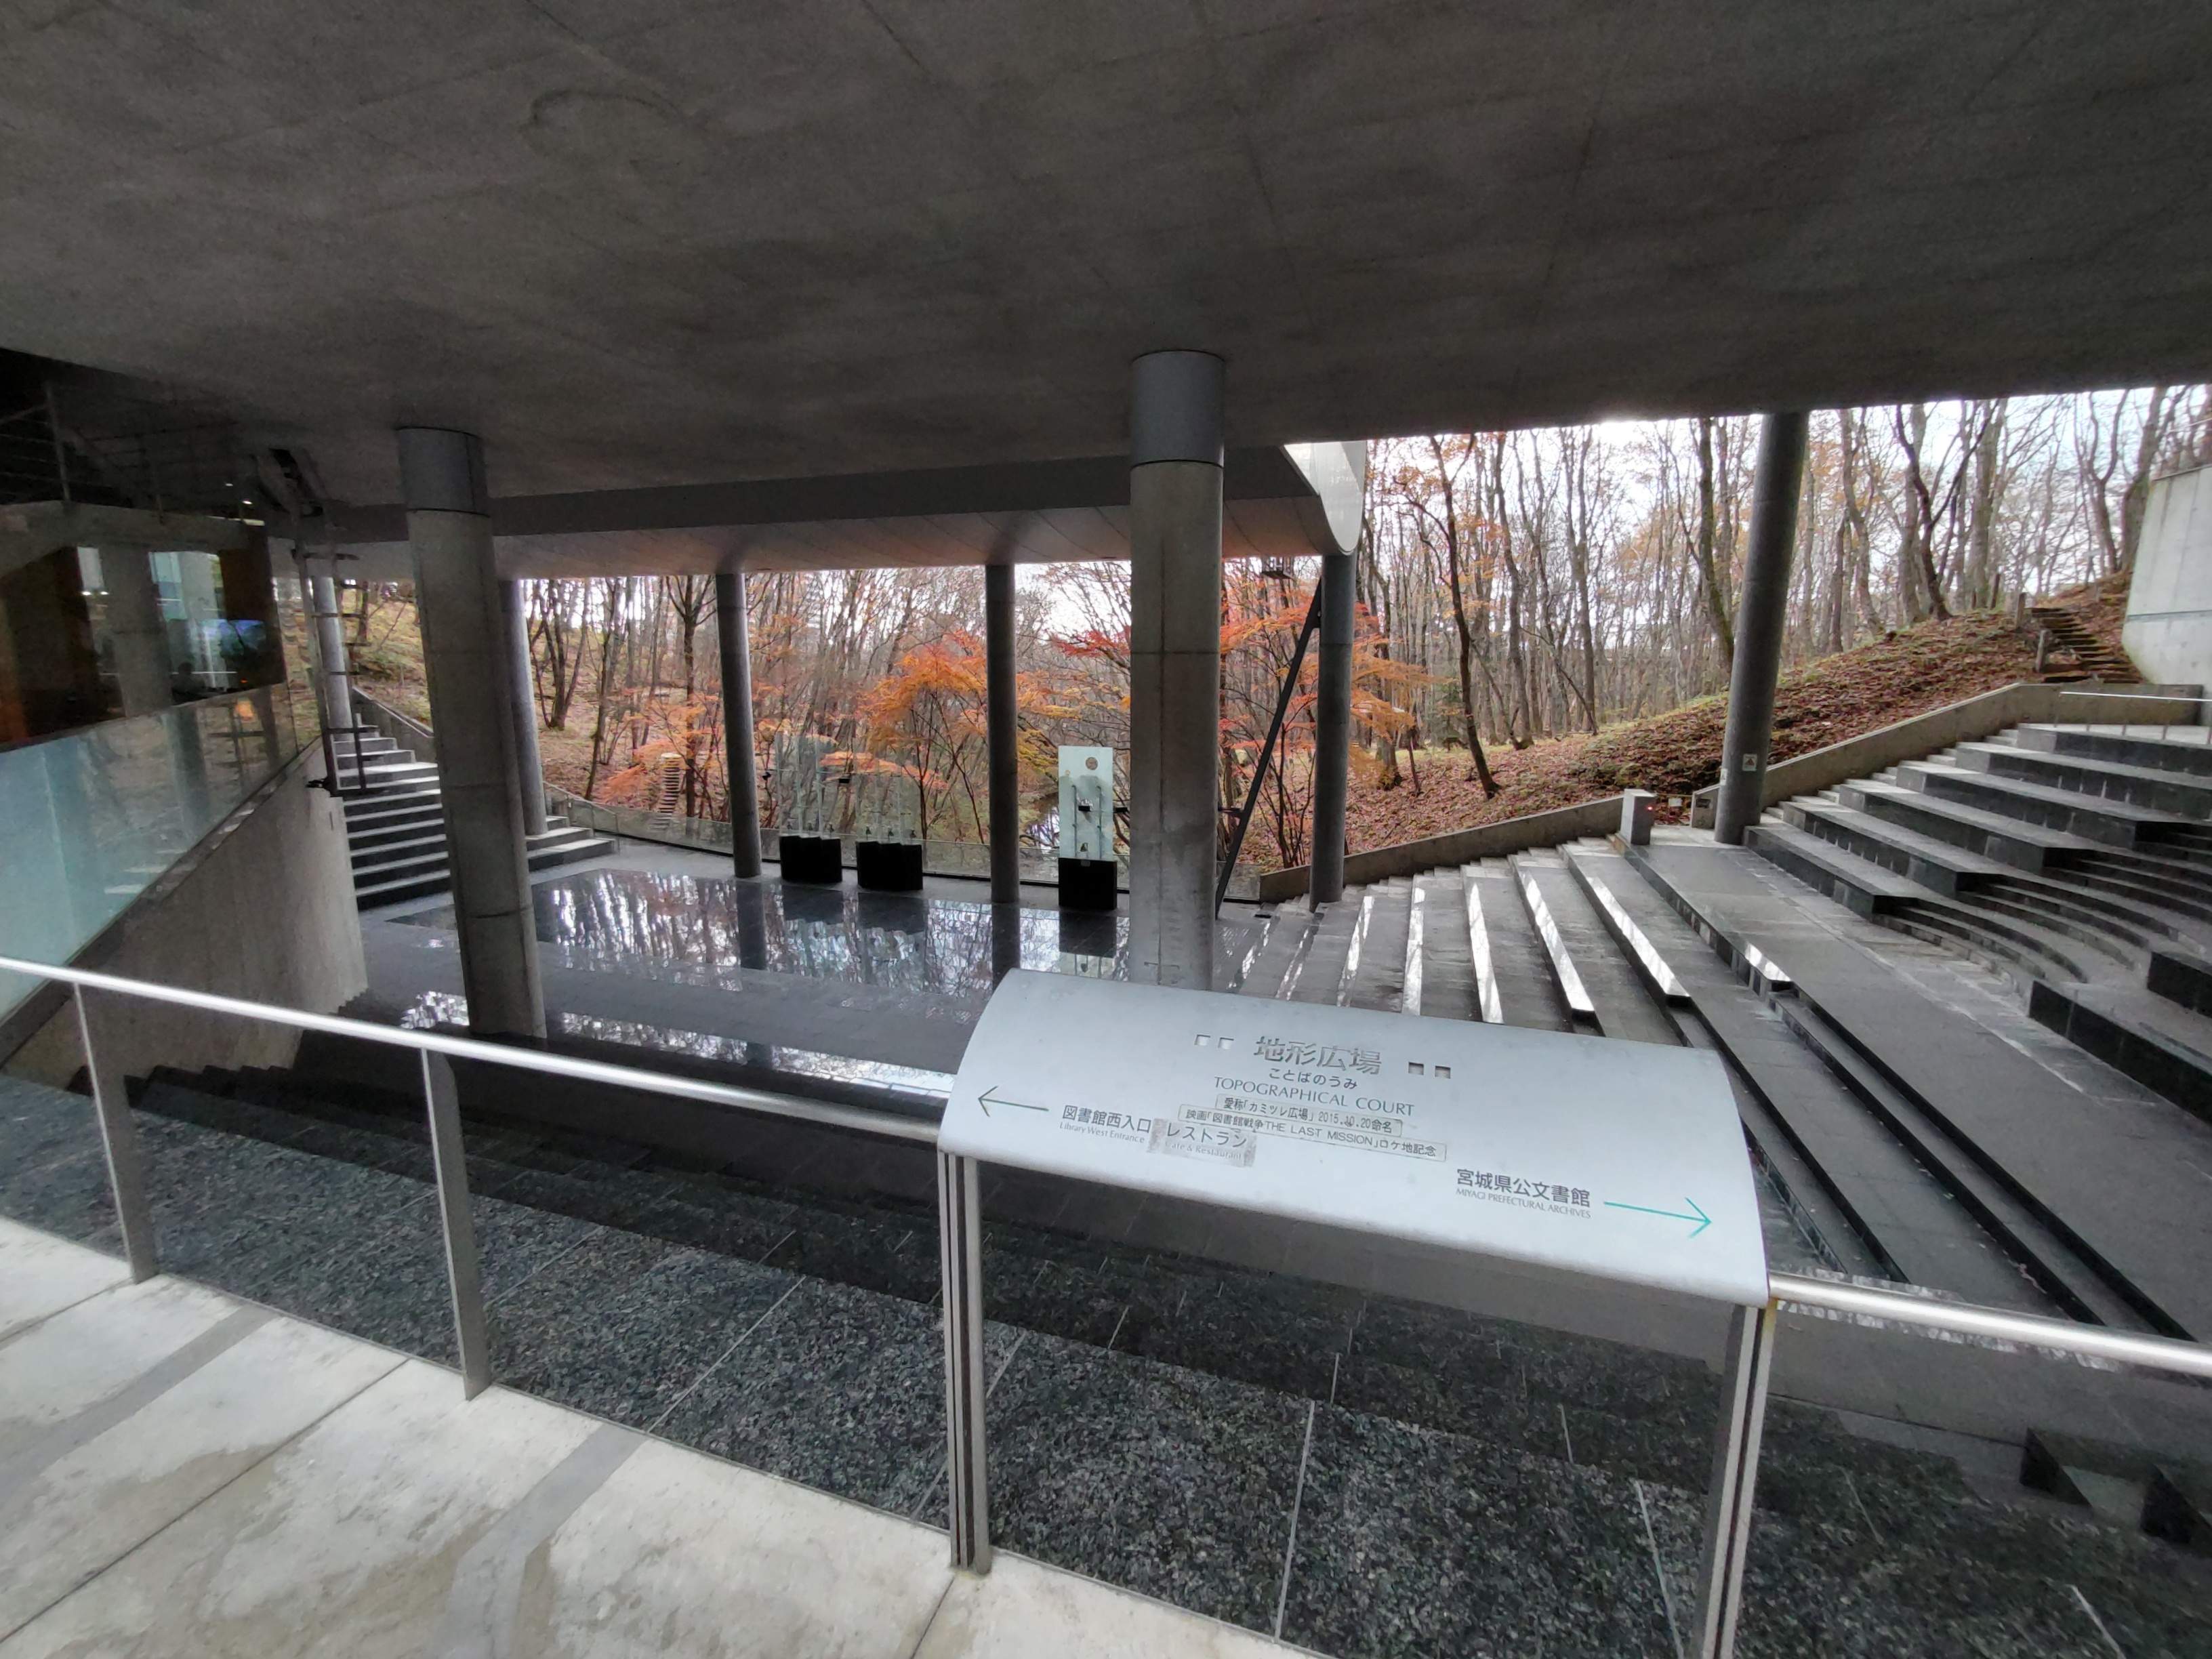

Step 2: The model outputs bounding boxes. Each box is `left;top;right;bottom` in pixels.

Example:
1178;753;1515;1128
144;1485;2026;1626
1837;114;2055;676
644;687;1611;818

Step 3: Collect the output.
1692;1299;1776;1659
422;1051;490;1398
73;987;158;1282
937;1147;991;1572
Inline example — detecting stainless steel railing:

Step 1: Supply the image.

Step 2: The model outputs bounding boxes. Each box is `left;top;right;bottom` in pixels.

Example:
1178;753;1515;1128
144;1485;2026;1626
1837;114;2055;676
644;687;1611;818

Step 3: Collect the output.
3;951;2208;1656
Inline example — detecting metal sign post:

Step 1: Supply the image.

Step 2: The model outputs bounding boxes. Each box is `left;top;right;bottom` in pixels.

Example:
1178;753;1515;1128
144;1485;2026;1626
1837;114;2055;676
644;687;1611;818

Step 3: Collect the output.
935;971;1773;1646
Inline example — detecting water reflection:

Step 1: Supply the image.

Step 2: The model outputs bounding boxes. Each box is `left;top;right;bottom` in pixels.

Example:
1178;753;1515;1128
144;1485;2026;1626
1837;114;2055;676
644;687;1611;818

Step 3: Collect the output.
404;869;1130;993
395;990;953;1101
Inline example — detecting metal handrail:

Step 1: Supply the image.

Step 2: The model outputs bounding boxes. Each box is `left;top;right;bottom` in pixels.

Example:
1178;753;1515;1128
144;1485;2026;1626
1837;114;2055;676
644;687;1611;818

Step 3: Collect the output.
2055;689;2206;705
1770;1271;2212;1380
0;954;943;1145
9;949;2212;1656
13;951;2211;1370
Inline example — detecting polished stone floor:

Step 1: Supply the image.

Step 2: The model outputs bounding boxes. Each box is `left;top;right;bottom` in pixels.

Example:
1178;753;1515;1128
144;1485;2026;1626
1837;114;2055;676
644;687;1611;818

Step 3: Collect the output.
5;1071;2207;1658
362;851;1261;1087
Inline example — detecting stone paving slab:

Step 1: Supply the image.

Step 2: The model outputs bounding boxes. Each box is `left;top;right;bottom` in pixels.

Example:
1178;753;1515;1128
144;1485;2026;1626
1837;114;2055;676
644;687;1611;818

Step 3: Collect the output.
0;1217;1309;1659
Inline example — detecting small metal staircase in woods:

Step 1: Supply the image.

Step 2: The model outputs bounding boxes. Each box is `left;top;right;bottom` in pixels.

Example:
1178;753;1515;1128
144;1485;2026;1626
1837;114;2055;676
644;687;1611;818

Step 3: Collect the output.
338;729;613;907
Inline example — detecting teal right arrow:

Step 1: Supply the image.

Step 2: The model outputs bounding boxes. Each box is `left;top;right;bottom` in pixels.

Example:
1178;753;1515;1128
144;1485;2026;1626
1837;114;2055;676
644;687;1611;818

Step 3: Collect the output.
1603;1196;1711;1237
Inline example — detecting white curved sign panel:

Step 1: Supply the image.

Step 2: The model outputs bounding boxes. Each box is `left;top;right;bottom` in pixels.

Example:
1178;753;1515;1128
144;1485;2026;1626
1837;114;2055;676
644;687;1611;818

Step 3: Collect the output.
941;971;1767;1307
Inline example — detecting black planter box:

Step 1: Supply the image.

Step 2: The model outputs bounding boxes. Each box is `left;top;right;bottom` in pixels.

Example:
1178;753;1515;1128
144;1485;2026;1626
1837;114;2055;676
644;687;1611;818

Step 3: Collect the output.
855;839;924;893
779;833;842;886
1058;856;1119;912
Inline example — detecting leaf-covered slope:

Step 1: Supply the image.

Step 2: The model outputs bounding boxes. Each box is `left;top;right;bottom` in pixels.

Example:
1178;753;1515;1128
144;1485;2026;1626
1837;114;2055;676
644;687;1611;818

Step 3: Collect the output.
1338;582;2132;861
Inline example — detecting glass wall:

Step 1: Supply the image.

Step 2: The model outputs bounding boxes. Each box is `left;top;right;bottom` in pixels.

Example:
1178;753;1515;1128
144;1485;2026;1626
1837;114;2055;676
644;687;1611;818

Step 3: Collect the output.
0;686;299;1024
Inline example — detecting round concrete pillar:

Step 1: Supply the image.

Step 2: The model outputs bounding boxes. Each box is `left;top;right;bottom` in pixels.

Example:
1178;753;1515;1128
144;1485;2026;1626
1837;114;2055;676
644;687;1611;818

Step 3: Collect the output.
1713;412;1811;846
986;560;1021;908
498;579;548;837
398;426;545;1040
1309;550;1355;905
714;569;763;880
1127;350;1225;989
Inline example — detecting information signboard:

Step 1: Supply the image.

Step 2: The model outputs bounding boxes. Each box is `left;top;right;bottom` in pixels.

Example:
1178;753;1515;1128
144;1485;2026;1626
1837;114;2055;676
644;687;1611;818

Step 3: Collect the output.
940;970;1769;1307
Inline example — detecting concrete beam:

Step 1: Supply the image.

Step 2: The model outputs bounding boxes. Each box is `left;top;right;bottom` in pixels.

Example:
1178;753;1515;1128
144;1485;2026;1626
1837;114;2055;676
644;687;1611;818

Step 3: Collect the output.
0;503;248;584
312;449;1341;583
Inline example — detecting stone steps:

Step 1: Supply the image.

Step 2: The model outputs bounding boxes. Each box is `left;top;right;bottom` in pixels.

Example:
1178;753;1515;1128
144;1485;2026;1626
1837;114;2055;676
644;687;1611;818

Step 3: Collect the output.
336;733;612;906
1742;722;2212;1127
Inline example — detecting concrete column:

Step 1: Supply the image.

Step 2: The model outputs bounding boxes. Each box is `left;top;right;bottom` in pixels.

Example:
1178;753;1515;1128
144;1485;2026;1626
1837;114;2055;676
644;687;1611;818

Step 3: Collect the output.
305;565;353;736
1309;550;1355;905
497;579;548;836
105;548;173;716
986;560;1021;907
714;569;763;880
1713;411;1811;846
1127;350;1225;989
398;426;545;1040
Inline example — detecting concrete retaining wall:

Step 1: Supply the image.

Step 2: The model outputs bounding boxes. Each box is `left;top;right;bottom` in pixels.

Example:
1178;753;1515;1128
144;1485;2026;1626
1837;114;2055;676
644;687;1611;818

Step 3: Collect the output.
5;750;367;1085
2125;465;2212;689
1688;679;2203;825
1256;796;1626;903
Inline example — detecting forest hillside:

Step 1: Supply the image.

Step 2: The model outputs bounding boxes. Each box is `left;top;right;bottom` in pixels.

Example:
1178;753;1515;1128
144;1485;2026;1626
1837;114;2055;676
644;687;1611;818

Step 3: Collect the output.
330;573;2131;872
1339;577;2129;856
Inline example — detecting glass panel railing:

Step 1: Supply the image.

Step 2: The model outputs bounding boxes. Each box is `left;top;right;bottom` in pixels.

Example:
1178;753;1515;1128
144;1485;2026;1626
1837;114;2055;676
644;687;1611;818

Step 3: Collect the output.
1737;1295;2212;1656
0;687;299;1023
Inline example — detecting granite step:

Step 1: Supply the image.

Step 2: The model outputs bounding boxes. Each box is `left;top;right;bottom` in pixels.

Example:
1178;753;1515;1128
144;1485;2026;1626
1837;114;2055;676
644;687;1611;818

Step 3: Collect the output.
1577;846;2085;1307
1742;819;1925;916
1229;901;1311;997
1900;760;2193;848
1340;878;1413;1012
1511;851;1675;1045
1626;838;2212;1341
2148;945;2212;1017
1464;859;1572;1031
1954;741;2212;821
1882;895;2106;987
2015;723;2212;777
1833;775;2097;874
1283;892;1359;1005
2027;980;2212;1133
1407;869;1478;1021
1781;796;2014;899
342;790;445;831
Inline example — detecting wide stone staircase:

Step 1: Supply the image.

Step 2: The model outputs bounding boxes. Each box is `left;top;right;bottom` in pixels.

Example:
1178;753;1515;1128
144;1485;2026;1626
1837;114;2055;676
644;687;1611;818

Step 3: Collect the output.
1743;722;2212;1125
337;729;611;907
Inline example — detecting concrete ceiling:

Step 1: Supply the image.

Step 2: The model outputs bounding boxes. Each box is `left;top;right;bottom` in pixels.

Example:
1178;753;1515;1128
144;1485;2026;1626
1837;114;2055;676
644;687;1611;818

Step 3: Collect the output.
2;1;2208;504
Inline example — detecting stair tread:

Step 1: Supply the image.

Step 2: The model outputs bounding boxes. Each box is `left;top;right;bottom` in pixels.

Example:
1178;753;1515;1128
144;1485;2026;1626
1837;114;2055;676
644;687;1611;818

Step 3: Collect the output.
1957;741;2212;805
1743;820;1929;901
1786;798;2015;878
1632;839;2212;1338
1902;761;2190;827
1838;777;2102;853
